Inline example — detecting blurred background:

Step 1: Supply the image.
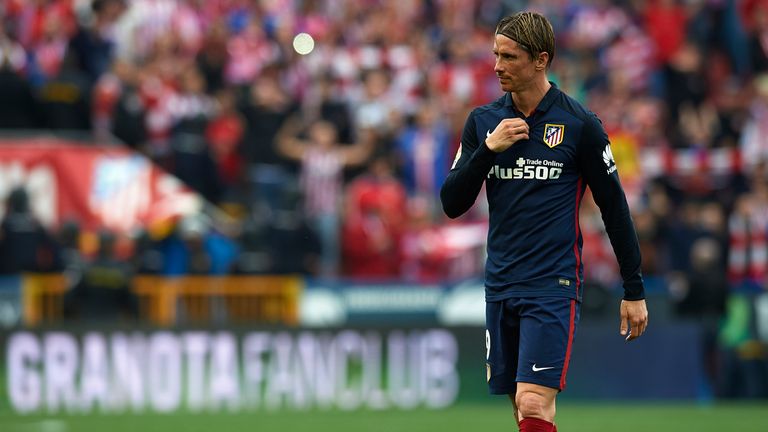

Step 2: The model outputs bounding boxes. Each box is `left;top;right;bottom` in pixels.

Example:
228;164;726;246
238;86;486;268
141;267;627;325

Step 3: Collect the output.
0;0;767;430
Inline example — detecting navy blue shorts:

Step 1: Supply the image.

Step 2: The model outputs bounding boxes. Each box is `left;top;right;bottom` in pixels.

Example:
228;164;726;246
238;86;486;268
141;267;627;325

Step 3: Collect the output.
485;296;580;394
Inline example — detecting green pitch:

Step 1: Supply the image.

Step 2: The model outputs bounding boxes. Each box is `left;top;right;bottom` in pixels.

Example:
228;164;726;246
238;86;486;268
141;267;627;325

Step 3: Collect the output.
2;401;767;432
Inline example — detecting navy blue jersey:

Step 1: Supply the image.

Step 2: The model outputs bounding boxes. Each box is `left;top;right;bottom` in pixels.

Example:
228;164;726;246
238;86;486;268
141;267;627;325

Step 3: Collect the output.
440;84;644;302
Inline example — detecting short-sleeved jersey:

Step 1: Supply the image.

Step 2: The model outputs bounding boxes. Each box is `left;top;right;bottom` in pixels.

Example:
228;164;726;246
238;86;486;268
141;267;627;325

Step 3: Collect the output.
440;84;644;302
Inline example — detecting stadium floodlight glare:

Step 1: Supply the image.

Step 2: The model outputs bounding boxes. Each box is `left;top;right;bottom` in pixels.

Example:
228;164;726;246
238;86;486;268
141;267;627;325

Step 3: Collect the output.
292;32;315;55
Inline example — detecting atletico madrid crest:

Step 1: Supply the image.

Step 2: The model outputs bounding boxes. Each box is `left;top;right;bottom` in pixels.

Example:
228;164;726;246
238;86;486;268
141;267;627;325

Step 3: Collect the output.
543;124;565;148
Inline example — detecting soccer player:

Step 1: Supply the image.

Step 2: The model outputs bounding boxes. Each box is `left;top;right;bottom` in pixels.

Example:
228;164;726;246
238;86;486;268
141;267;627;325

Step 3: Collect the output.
439;12;648;432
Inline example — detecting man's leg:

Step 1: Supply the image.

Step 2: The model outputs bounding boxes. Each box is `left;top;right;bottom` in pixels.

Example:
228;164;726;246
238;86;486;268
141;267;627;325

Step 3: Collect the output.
507;394;519;424
508;391;558;432
513;297;579;431
515;382;557;431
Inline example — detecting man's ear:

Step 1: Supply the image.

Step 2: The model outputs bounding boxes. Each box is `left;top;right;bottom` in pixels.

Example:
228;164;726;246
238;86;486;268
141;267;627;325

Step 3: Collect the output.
536;52;549;71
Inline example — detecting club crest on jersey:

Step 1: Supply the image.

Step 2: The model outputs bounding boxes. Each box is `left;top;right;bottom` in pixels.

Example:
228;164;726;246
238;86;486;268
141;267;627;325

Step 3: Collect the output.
543;124;565;148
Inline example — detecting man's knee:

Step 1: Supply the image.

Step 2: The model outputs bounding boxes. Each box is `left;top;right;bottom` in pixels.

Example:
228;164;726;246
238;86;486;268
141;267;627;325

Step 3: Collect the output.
515;389;555;420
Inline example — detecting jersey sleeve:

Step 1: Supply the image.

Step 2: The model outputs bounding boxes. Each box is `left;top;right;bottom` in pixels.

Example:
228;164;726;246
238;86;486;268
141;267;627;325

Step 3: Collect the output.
578;115;645;300
440;110;498;218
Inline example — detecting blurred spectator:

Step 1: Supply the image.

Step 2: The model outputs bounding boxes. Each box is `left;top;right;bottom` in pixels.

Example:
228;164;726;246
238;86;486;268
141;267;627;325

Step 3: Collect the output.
642;0;688;67
277;116;374;277
601;26;655;94
670;235;729;399
662;42;708;133
206;87;245;199
0;24;40;128
580;193;621;290
342;154;407;278
137;32;184;160
568;0;631;52
672;237;728;319
240;71;299;208
230;218;271;275
262;182;321;276
727;163;768;288
224;17;278;86
36;49;92;131
56;219;85;289
740;74;768;169
401;196;486;282
178;215;213;275
131;228;164;275
63;229;138;322
431;33;495;108
351;68;399;137
196;19;229;94
164;66;222;202
665;200;704;275
168;130;222;204
633;206;665;277
0;19;27;75
0;187;59;274
14;0;76;50
68;0;126;82
102;60;147;148
744;1;768;73
396;101;452;202
303;72;354;144
169;66;217;132
157;214;235;276
25;2;73;86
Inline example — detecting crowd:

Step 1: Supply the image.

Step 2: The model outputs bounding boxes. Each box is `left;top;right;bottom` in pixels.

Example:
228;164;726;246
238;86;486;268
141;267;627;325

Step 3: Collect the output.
1;1;768;306
0;0;768;398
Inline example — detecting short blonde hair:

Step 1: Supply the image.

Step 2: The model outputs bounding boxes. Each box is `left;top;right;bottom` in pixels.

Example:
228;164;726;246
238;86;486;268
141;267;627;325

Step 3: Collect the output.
495;12;555;68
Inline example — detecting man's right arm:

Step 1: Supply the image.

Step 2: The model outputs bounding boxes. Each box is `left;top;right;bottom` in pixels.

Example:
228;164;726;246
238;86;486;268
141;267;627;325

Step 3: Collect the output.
440;111;497;218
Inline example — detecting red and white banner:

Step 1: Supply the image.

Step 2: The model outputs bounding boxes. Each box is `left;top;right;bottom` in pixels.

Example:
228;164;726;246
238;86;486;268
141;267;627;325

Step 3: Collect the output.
0;138;201;233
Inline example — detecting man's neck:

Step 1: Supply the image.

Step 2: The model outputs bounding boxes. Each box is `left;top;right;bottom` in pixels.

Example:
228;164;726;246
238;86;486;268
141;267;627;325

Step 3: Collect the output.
511;78;551;117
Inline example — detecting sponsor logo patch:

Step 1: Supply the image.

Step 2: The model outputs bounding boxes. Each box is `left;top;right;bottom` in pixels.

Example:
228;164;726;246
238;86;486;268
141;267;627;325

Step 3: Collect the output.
603;144;617;174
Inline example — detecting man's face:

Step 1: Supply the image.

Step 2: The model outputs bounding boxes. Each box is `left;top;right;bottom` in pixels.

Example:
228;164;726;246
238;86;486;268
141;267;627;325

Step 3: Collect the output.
493;34;540;93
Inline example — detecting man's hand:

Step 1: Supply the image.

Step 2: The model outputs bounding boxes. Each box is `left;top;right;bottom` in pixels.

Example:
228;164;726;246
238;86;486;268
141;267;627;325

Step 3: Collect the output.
619;299;648;341
485;118;529;153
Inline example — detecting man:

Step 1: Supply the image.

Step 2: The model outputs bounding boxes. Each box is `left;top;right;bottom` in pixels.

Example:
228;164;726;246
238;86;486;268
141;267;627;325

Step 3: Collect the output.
440;12;648;432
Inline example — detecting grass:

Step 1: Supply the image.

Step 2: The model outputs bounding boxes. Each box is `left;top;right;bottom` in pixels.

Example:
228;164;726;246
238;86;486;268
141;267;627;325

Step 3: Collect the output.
1;401;767;432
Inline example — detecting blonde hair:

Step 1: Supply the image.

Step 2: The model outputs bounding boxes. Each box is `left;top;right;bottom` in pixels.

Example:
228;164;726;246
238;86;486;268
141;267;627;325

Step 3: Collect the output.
495;12;555;68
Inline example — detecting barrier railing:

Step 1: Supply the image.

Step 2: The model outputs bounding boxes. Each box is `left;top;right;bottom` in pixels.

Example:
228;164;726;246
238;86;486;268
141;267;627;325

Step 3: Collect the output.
21;274;302;326
22;274;68;326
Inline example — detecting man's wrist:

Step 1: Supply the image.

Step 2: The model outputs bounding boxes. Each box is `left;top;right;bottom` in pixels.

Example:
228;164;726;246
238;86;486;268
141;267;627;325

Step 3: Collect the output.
622;276;645;301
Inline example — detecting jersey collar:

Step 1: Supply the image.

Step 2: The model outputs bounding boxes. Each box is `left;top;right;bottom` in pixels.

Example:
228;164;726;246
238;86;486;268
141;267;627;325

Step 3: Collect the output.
505;81;560;116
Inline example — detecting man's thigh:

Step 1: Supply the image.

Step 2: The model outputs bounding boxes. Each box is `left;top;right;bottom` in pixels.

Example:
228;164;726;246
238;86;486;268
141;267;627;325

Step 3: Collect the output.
486;299;520;394
486;297;580;394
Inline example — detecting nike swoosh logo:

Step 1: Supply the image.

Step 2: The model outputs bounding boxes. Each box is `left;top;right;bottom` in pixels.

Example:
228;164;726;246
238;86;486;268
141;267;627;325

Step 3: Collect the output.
486;129;492;138
532;364;555;372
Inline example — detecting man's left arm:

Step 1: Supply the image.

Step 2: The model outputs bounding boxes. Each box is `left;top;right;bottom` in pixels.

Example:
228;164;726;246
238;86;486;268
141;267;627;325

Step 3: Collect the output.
578;115;648;340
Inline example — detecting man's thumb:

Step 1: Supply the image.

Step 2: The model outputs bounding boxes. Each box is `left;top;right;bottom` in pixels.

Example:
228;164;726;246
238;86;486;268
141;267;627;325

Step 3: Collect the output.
619;309;628;335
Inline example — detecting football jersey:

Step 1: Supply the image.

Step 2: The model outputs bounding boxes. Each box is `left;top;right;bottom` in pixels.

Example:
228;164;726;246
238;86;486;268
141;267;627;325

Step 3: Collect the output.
440;83;644;302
